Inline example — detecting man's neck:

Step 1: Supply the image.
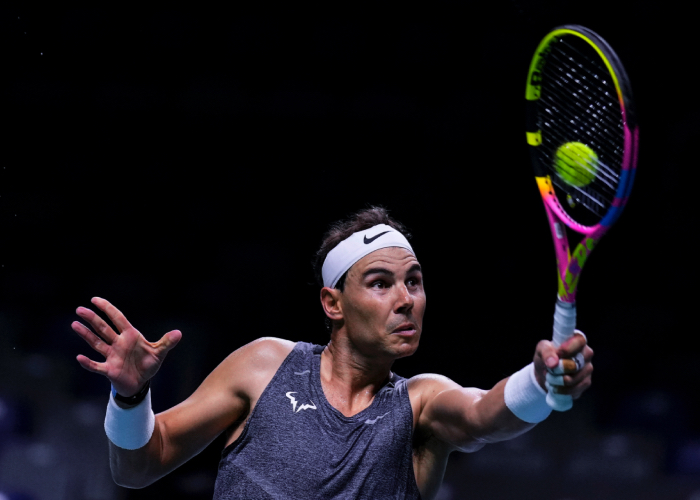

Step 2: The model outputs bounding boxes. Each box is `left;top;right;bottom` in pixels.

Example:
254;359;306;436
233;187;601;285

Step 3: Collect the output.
320;337;394;418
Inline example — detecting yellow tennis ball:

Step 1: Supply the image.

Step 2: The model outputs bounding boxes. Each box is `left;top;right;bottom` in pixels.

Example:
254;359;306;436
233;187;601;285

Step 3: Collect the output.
553;142;598;187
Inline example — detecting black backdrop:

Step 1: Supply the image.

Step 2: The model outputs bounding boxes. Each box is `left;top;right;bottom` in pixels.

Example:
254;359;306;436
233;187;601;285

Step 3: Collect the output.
1;3;695;499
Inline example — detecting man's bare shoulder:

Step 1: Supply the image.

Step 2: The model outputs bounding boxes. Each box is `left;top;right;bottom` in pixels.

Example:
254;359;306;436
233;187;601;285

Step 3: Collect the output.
239;337;296;359
408;373;461;401
221;337;296;374
205;338;296;398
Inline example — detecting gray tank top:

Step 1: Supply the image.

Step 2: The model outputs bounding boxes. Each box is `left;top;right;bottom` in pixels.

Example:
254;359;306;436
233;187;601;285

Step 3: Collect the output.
213;342;421;499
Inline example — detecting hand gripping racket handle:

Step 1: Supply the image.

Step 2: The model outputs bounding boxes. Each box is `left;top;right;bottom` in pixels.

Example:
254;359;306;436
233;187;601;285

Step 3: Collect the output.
546;299;576;411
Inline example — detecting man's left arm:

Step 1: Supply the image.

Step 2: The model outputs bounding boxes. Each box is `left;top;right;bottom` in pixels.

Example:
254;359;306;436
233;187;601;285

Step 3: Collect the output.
415;332;593;452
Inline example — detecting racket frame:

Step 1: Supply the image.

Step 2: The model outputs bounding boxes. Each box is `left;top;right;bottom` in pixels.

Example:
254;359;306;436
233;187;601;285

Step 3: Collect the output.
525;25;639;304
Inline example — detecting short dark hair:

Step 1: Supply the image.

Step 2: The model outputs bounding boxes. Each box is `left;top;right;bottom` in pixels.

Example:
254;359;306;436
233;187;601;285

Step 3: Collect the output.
313;206;411;292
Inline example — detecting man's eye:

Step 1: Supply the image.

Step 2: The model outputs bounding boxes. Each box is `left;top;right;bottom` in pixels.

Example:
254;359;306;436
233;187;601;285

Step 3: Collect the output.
371;281;386;288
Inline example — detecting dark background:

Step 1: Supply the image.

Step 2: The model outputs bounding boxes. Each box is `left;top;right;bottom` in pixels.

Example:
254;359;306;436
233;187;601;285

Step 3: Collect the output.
0;3;697;499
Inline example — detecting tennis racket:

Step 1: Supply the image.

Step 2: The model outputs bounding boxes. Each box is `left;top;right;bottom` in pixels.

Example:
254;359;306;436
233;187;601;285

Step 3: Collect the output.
525;25;638;411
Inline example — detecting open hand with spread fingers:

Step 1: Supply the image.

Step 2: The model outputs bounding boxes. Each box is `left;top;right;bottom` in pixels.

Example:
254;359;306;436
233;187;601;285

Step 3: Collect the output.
72;297;182;397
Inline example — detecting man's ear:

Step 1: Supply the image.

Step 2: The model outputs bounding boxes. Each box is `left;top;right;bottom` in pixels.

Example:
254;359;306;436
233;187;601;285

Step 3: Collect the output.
320;287;343;322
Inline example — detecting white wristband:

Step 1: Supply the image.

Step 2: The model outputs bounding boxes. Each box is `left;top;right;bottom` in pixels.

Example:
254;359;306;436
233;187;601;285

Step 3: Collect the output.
105;389;155;450
504;363;552;423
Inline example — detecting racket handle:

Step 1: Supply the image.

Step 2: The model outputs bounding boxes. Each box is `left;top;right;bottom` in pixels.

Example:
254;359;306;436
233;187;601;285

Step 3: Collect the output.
546;299;576;411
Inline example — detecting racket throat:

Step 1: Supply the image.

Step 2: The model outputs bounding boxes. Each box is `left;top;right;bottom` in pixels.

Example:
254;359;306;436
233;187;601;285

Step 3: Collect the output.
557;237;597;302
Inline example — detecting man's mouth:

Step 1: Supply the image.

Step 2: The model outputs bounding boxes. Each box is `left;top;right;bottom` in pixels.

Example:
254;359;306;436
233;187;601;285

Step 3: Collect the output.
392;323;417;335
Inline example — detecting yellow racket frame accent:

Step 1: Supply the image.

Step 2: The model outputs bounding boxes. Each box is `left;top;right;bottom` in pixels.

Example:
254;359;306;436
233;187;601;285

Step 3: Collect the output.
525;28;624;105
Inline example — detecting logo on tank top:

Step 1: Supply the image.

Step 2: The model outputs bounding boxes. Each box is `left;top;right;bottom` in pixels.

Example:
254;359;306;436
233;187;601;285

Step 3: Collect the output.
286;392;317;413
364;411;391;425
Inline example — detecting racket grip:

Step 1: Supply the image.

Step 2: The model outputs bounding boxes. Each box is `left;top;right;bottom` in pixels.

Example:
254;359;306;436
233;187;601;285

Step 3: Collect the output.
546;299;576;411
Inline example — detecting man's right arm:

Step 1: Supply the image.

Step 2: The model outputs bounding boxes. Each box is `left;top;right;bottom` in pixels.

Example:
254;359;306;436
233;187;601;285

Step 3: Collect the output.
72;297;293;488
108;336;293;488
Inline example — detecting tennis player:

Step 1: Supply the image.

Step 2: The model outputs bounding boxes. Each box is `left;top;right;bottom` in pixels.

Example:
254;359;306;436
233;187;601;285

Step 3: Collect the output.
72;207;593;499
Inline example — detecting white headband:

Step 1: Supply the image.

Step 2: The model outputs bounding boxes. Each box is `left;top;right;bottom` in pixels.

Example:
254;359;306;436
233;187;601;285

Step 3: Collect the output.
321;224;414;288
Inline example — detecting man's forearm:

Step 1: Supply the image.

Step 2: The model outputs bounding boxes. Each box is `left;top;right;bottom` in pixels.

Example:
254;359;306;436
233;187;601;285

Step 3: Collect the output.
108;416;175;488
465;377;541;444
105;387;167;488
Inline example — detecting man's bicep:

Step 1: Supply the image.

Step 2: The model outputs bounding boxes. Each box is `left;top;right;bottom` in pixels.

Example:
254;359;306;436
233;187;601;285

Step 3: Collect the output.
413;374;487;452
154;363;249;469
156;338;293;470
422;383;489;452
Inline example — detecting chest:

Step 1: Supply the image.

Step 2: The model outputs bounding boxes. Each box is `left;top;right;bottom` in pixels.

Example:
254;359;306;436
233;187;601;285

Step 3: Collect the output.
217;376;419;499
251;382;407;451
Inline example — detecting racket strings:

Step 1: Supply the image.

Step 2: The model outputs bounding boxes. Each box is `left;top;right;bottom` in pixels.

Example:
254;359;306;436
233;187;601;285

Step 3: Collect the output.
546;45;625;146
545;74;623;148
538;100;621;214
542;42;624;167
536;37;625;217
544;47;624;161
540;97;620;180
548;39;623;117
540;100;621;181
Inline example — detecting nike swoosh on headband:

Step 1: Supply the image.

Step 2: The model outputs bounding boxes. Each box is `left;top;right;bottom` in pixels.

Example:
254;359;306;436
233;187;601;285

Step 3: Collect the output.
363;231;390;244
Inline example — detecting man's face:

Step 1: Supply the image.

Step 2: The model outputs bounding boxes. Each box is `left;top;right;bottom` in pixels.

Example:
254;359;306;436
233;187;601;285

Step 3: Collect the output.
338;246;425;360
